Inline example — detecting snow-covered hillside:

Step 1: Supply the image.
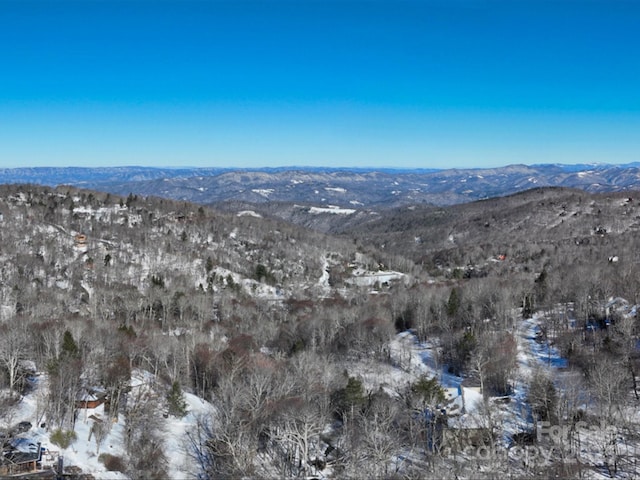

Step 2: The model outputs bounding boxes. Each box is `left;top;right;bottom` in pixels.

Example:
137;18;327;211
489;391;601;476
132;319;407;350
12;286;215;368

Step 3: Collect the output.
2;183;640;479
1;369;214;479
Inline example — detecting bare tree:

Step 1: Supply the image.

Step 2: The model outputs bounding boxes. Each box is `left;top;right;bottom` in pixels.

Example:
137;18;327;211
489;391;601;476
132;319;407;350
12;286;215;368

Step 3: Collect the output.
588;358;627;422
359;397;405;477
124;382;168;479
88;418;110;454
186;413;218;477
612;313;640;399
202;406;259;478
47;356;82;429
268;402;327;478
0;322;30;394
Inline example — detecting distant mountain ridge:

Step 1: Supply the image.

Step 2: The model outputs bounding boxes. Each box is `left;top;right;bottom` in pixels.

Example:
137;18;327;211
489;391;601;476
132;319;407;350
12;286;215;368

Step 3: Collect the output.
1;163;640;207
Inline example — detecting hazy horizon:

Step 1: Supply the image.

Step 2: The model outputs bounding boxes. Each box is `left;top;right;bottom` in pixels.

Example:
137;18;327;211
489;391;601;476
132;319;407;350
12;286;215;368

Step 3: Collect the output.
1;1;639;170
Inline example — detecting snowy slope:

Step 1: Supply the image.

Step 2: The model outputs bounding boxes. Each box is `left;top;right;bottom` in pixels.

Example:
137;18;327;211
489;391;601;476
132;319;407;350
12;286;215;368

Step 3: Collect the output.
1;371;215;479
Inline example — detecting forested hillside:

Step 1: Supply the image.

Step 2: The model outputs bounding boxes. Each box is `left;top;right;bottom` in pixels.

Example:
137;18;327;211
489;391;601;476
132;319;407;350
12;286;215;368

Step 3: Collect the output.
1;184;640;479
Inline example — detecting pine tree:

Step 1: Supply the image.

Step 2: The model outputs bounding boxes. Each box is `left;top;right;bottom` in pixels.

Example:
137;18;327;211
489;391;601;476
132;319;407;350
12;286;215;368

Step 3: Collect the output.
61;330;79;359
343;376;366;407
412;375;446;407
446;288;460;317
166;381;188;417
205;256;214;273
332;376;367;419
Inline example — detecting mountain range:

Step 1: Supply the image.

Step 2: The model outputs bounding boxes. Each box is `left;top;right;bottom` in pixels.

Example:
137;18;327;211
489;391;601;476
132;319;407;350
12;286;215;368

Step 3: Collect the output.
2;163;640;208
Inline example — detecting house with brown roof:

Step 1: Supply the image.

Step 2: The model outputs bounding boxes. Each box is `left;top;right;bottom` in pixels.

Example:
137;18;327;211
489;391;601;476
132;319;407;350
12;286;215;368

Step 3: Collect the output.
75;388;107;409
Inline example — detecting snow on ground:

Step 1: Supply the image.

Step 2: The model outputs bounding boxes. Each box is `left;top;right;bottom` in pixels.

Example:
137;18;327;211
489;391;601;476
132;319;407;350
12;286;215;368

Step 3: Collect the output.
317;255;331;292
272;305;639;476
2;378;128;479
236;210;262;218
382;331;477;394
1;370;215;479
240;277;283;299
345;332;438;398
511;314;570;432
63;407;128;479
515;312;569;412
379;316;572;448
521;317;568;370
308;205;356;215
251;189;274;197
390;332;435;378
373;331;477;403
347;267;405;287
324;187;347;193
71;205;127;221
164;392;216;479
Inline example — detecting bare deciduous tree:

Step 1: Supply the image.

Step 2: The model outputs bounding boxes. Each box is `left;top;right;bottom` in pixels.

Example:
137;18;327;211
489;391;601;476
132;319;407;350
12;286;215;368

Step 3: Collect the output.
588;357;629;424
0;322;30;394
124;382;168;479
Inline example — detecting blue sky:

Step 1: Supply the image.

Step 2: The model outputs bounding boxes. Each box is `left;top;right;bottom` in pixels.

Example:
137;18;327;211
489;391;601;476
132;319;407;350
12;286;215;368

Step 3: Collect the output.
1;0;639;169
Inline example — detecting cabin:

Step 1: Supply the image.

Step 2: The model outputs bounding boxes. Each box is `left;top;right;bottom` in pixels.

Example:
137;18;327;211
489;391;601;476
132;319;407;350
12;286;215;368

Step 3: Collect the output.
75;388;107;409
0;442;42;475
438;386;492;452
444;385;483;415
74;233;87;246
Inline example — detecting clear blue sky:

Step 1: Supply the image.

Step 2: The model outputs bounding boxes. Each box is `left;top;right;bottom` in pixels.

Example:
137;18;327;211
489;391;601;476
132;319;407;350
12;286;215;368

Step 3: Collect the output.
1;0;639;169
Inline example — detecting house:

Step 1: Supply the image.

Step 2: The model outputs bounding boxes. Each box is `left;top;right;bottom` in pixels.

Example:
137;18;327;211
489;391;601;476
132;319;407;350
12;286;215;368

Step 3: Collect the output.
444;385;483;415
439;386;492;451
605;296;632;322
75;388;107;409
74;233;87;245
0;442;43;476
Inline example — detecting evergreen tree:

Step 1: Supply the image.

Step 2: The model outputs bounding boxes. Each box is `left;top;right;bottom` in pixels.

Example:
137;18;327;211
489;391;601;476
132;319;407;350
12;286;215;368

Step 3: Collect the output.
255;264;268;282
332;376;366;419
446;288;460;317
343;376;366;407
412;375;446;407
61;330;79;359
205;256;214;273
166;381;188;417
